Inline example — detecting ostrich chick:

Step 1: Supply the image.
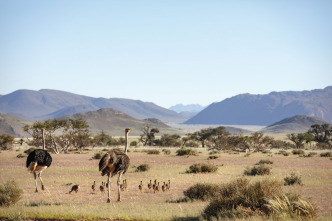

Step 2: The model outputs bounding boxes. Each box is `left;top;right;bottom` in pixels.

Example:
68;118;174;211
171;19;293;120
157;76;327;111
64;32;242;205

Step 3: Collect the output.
69;185;80;193
92;181;96;191
138;181;143;192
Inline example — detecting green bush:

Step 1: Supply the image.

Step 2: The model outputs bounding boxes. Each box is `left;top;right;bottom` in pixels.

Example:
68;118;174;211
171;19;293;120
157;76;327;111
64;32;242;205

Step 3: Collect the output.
202;178;283;220
135;164;150;172
320;152;332;157
284;173;302;186
176;148;197;156
183;183;220;201
0;180;23;207
187;163;218;173
255;159;273;165
244;164;271;176
292;149;305;155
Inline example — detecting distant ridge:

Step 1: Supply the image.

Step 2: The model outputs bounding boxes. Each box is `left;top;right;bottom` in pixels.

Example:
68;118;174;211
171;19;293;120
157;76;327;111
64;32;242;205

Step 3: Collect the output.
0;89;186;123
185;86;332;125
58;108;184;136
0;113;31;137
169;104;205;113
261;115;330;134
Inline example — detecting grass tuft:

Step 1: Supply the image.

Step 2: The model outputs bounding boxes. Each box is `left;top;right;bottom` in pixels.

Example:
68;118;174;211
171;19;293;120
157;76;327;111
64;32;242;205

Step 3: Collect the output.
184;183;220;201
135;164;150;172
284;173;303;186
320;152;332;157
255;159;273;165
176;148;197;156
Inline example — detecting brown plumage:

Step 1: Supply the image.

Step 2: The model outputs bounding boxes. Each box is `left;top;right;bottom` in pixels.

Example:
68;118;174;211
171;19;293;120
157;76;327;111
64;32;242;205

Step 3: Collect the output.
162;182;166;192
155;182;160;192
100;182;105;193
92;181;96;191
138;181;143;192
148;179;152;190
69;184;80;193
166;180;170;191
99;128;131;203
152;179;157;192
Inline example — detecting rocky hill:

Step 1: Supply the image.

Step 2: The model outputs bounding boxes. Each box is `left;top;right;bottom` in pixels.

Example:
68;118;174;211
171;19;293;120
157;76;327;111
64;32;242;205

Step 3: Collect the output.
0;89;185;123
261;115;330;134
0;114;31;137
185;86;332;125
58;108;184;136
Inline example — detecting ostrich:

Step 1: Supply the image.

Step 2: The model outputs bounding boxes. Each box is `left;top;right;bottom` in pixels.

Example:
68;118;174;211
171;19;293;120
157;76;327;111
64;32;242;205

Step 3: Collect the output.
26;149;52;192
99;128;131;203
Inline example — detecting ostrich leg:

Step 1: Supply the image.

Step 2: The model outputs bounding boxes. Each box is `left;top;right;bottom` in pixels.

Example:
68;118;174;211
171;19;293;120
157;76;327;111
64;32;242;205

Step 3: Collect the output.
38;172;45;190
117;172;123;202
34;172;38;192
107;175;111;203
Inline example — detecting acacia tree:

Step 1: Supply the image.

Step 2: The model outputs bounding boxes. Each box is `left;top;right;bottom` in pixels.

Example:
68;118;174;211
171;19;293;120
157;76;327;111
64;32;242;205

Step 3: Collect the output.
308;124;332;144
287;133;307;149
207;126;231;150
23;118;90;153
247;132;273;151
139;125;159;146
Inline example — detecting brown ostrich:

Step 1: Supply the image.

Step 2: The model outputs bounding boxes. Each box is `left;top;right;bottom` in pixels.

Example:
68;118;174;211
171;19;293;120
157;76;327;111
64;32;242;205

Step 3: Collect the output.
69;184;80;193
99;128;131;203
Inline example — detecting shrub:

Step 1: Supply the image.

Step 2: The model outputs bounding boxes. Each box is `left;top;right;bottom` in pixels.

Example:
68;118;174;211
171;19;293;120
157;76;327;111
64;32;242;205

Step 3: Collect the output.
162;149;171;155
187;163;218;173
284;173;302;186
92;152;103;159
130;141;137;147
202;178;283;220
135;164;150;172
209;150;220;155
320;152;332;157
292;149;305;155
208;155;219;160
183;183;220;201
176;148;197;156
0;180;23;206
0;134;15;150
16;153;27;158
255;159;273;165
24;147;36;154
244;164;271;176
147;149;160;155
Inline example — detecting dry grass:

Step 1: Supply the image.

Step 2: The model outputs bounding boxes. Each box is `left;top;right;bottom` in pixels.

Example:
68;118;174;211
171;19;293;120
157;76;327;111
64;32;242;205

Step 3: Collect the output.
0;148;332;220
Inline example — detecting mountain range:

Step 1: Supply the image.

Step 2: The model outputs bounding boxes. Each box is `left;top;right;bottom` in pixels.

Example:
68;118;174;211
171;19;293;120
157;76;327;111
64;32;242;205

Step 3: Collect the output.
185;86;332;125
0;89;185;123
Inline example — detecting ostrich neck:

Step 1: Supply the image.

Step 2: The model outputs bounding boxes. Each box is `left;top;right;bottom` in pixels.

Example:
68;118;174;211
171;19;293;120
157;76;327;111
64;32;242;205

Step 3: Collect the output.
124;132;129;154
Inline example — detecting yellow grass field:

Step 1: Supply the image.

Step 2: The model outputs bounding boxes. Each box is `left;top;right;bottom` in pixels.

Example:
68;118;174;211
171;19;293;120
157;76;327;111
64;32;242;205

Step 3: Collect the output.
1;148;332;220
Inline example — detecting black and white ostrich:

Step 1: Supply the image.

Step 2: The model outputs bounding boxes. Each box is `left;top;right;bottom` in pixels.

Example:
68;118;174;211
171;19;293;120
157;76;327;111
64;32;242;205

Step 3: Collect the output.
99;128;131;203
26;149;52;192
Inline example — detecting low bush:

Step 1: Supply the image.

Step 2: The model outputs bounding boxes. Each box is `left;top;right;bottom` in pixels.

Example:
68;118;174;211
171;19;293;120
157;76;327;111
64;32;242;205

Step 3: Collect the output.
255;159;273;165
162;149;171;155
320;152;332;157
16;153;27;158
176;148;197;156
284;173;302;186
208;155;219;160
24;147;36;154
130;141;137;147
292;149;305;155
183;183;220;201
147;149;160;155
209;150;220;155
92;152;103;159
135;164;150;172
187;163;218;173
0;180;23;207
244;164;271;176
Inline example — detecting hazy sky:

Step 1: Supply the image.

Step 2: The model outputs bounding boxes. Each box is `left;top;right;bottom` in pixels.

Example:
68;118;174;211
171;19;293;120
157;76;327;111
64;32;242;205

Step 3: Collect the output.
1;0;331;108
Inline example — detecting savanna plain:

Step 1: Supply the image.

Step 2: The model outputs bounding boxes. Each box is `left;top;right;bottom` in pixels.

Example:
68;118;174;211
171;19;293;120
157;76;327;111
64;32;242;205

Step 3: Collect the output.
1;146;332;221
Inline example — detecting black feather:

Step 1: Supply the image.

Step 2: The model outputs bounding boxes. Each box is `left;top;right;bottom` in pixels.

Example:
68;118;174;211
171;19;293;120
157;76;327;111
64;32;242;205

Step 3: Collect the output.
26;149;52;168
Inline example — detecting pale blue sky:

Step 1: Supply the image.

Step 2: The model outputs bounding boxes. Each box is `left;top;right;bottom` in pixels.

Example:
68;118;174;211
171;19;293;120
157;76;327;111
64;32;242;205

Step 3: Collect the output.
1;0;331;108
